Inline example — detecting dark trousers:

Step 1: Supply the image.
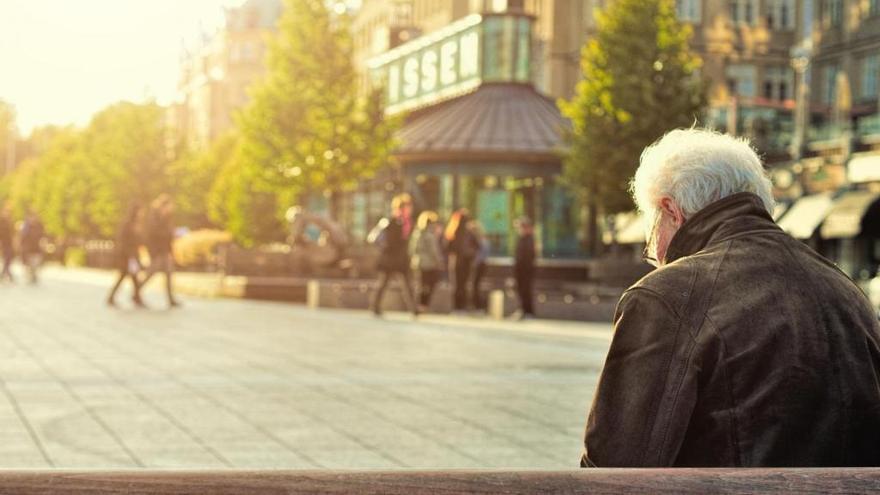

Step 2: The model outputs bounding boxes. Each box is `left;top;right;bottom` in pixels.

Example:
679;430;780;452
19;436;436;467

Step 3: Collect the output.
108;268;141;303
454;255;473;310
1;246;13;281
141;253;177;304
419;269;441;307
515;271;534;315
472;261;486;309
372;270;417;313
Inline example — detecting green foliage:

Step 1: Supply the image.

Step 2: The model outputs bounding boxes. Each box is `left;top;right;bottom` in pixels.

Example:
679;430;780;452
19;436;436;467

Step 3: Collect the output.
0;102;173;239
228;0;398;244
170;131;238;229
207;145;288;246
0;100;14;175
559;0;706;216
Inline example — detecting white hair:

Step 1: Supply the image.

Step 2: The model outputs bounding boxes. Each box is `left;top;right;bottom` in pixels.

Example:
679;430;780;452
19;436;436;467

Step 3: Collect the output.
631;128;775;221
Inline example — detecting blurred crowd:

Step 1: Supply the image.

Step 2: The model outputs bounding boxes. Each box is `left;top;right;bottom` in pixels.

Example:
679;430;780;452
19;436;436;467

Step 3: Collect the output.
368;193;536;319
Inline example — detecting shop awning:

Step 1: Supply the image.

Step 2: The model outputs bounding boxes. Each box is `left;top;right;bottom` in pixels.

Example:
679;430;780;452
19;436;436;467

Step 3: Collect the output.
395;83;569;163
847;153;880;183
777;193;833;239
820;190;880;239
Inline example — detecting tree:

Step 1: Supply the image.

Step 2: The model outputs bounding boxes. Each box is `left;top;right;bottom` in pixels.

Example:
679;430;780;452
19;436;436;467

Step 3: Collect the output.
82;101;172;236
170;131;239;229
229;0;398;245
558;0;706;255
0;100;16;175
0;102;172;240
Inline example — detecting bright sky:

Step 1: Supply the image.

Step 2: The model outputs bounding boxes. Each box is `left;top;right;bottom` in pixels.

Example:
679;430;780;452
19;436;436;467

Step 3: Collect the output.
0;0;247;135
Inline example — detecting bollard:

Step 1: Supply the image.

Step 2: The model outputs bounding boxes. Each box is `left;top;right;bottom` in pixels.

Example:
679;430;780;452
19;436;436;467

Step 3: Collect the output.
488;289;505;320
306;280;320;309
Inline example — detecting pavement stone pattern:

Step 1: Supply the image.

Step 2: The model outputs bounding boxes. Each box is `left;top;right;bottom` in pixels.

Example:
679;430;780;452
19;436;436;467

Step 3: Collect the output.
0;266;613;469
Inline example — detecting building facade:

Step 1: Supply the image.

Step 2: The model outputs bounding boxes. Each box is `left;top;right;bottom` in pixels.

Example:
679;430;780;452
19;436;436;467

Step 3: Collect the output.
771;0;880;280
170;0;282;149
348;1;582;260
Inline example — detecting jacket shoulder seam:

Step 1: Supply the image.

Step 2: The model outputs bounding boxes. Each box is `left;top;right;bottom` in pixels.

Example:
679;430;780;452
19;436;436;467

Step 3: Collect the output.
622;286;683;320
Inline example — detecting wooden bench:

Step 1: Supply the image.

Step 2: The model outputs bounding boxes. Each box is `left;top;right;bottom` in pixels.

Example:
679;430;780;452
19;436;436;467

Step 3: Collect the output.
0;468;877;494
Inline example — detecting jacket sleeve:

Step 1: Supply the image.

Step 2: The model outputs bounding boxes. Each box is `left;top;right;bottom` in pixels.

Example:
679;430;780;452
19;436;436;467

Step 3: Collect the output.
581;287;698;467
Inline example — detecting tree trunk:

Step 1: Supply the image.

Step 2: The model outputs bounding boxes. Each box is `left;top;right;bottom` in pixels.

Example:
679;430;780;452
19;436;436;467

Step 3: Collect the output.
586;199;602;258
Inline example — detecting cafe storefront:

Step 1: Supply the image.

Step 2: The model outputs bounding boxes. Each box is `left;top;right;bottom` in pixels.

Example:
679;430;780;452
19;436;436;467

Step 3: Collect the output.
358;11;581;259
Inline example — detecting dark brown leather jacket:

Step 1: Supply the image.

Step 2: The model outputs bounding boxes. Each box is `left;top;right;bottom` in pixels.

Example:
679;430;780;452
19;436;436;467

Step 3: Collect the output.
582;192;880;467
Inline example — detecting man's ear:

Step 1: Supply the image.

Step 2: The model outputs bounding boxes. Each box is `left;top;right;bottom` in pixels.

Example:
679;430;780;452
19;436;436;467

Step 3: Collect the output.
659;197;686;227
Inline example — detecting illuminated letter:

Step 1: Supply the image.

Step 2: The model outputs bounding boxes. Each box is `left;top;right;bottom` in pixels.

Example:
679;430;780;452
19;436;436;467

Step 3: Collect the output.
440;40;458;86
403;57;419;97
459;31;480;79
421;50;438;92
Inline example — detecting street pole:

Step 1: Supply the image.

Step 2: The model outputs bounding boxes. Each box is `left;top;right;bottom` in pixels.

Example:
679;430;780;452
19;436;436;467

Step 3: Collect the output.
789;0;813;163
790;47;811;162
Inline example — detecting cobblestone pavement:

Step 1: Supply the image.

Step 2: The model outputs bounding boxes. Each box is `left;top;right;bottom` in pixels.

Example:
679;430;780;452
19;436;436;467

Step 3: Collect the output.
0;267;612;469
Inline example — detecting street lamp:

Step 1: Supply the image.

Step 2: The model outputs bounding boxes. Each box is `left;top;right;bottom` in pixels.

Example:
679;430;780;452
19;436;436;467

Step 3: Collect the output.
789;41;812;162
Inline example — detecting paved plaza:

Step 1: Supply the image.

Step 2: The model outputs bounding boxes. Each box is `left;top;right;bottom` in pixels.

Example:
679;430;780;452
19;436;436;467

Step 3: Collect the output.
0;267;613;469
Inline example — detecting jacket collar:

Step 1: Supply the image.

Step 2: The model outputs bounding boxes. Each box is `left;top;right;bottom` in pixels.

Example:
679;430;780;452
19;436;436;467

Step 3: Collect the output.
664;192;779;264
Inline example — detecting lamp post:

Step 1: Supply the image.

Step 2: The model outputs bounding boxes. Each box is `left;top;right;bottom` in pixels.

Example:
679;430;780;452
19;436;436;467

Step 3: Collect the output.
789;0;814;162
789;41;812;162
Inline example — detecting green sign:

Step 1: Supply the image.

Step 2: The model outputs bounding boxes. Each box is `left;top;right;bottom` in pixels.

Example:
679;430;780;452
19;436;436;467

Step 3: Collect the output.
367;13;533;114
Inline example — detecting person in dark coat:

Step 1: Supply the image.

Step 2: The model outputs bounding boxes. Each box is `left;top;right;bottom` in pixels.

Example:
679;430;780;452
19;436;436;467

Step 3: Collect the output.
106;203;145;307
513;216;536;318
369;193;417;317
0;206;14;283
582;128;880;467
140;194;181;308
445;209;479;311
19;211;44;284
469;220;490;310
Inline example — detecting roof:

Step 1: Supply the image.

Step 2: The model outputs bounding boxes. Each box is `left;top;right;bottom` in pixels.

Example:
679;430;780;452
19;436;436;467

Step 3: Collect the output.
820;190;880;239
777;193;834;240
394;84;569;163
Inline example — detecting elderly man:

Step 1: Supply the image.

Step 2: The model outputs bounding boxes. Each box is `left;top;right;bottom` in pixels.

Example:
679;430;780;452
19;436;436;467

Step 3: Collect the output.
582;128;880;467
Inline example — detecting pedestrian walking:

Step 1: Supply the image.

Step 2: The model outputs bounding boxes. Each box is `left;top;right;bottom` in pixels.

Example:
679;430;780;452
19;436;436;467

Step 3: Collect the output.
19;211;45;284
444;209;479;311
513;216;536;318
106;203;145;308
140;194;181;308
469;220;490;310
410;210;444;312
582;128;880;467
368;193;418;317
0;206;15;283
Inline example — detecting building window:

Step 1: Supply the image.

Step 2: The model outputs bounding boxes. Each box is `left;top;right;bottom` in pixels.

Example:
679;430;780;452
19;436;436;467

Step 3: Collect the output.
763;66;794;101
675;0;701;22
766;0;795;30
861;54;880;100
823;64;840;104
726;64;757;98
730;0;757;24
823;0;842;26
